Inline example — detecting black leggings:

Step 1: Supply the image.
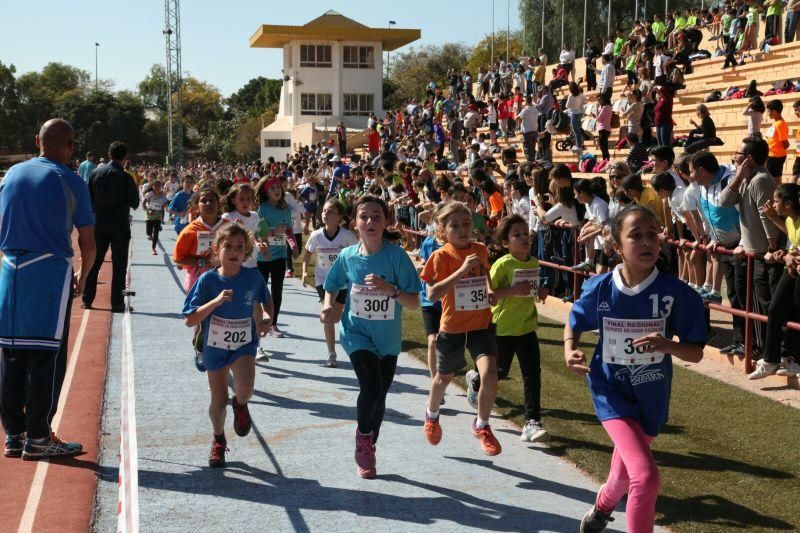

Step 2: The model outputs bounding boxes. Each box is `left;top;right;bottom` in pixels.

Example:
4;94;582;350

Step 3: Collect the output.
349;350;398;443
763;270;800;364
258;258;286;325
146;220;162;251
496;332;542;421
598;129;611;160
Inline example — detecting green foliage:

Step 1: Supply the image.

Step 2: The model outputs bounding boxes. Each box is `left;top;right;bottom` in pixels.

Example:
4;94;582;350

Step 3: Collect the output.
200;116;237;162
384;43;470;109
465;32;525;75
138;64;169;112
226;76;282;119
0;62;22;151
181;77;223;137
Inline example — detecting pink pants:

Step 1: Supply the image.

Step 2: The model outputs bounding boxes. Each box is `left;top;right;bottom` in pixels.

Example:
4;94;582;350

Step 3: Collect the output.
597;417;659;533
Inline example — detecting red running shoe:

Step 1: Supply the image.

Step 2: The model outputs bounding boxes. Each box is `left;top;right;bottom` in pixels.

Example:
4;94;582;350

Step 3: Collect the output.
354;430;376;479
423;411;442;446
472;419;502;456
209;439;228;468
232;397;252;437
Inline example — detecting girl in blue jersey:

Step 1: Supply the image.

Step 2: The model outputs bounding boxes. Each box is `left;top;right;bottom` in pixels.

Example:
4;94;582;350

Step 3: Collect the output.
255;176;297;338
564;205;706;533
183;224;274;468
321;195;421;479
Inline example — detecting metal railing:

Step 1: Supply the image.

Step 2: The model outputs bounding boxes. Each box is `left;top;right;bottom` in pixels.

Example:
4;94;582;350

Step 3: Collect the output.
536;224;800;375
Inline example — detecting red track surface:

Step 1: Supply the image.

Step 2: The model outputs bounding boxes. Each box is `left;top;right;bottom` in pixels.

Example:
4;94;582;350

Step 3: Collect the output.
0;237;113;532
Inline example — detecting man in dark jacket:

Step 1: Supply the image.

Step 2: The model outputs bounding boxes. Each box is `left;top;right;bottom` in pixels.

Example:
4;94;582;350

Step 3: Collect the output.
82;141;139;312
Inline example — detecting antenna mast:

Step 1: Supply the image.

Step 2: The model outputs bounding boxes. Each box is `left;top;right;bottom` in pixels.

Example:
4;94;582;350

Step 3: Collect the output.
163;0;184;164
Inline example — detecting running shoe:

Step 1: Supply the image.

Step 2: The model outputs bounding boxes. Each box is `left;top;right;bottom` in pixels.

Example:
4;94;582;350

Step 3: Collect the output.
719;343;739;355
324;352;337;368
4;433;24;458
702;291;723;305
208;439;228;468
423;411;442;446
151;250;157;255
232;397;252;437
286;270;295;279
465;369;480;409
269;325;286;338
471;419;502;456
22;433;82;461
571;261;595;273
256;347;269;362
354;430;376;479
520;419;547;443
580;503;615;533
776;357;800;377
194;351;207;372
748;359;780;380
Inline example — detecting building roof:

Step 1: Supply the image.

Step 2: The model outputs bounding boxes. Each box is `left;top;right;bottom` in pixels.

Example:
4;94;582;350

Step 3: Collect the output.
249;10;421;51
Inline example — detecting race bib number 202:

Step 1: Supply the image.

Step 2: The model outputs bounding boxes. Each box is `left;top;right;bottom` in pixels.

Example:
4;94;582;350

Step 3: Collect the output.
207;316;252;350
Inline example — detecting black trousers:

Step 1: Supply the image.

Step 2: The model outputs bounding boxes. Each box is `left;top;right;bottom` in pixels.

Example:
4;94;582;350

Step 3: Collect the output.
349;350;398;443
767;156;786;180
764;270;800;364
258;258;286;325
751;257;782;348
496;332;542;421
719;252;747;344
146;220;162;251
522;131;538;162
0;291;73;439
83;224;130;308
598;129;611;160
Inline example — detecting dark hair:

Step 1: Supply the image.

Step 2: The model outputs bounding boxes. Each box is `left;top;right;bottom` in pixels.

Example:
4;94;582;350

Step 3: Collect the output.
573;177;608;202
353;195;402;242
610;204;659;243
591;176;610;203
626;132;640;143
689;150;720;174
551;163;573;183
652;171;677;193
568;82;581;96
749;96;766;113
741;136;769;166
85;151;94;158
109;141;127;161
495;214;528;246
256;176;287;209
650;145;675;166
766;99;784;113
223;182;255;213
775;183;800;214
477;176;501;195
621;173;644;193
512;179;529;196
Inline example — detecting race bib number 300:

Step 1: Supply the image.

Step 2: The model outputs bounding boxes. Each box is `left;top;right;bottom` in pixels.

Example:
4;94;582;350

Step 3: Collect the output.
454;277;490;311
511;268;540;297
317;247;340;270
350;284;395;320
602;317;666;365
208;316;252;350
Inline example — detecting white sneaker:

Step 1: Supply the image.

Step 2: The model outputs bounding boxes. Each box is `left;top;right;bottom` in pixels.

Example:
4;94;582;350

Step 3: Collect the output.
520;419;547;442
776;357;800;377
748;359;780;380
465;370;479;409
269;325;285;338
256;347;269;362
324;352;337;368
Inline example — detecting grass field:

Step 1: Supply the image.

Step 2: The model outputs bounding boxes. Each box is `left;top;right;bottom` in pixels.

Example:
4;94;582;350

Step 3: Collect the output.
401;310;800;532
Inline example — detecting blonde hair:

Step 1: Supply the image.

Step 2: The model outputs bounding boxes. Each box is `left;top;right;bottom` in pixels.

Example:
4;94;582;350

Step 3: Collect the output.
433;201;472;243
213;223;255;264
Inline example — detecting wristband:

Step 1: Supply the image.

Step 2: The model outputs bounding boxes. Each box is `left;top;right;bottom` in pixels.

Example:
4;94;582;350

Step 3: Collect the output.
390;286;400;299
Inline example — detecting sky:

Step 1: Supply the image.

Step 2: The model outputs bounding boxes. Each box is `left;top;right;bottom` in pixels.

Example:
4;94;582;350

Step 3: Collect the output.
1;1;521;98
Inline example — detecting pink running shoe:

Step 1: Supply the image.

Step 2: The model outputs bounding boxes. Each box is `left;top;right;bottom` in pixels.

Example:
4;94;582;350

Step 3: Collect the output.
354;430;376;479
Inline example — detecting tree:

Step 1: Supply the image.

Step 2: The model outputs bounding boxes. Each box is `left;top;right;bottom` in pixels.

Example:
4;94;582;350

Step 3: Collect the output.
200;118;237;162
138;64;169;113
181;77;223;138
465;32;524;75
0;62;22;151
226;76;282;119
385;43;469;108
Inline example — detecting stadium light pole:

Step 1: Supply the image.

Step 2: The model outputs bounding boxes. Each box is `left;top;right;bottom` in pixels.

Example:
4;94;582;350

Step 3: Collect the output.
541;0;545;49
608;0;612;36
561;0;565;47
583;0;588;57
492;0;496;65
95;42;99;90
506;0;510;63
387;20;396;77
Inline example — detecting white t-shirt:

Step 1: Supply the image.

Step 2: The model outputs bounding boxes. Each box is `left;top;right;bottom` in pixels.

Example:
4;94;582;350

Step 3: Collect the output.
305;227;357;287
669;186;688;223
681;182;712;235
284;193;304;234
654;54;669;77
544;203;580;226
528;189;542;232
585;196;610;249
221;210;262;269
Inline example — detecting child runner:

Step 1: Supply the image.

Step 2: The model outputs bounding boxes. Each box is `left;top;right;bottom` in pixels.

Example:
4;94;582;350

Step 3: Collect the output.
420;201;502;456
255;176;295;338
168;174;195;235
144;180;169;255
417;210;444;388
182;224;273;467
302;199;357;367
490;214;549;442
565;205;705;533
320;195;421;479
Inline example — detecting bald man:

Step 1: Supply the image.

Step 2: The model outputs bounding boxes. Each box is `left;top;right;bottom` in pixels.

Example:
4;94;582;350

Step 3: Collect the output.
0;118;96;460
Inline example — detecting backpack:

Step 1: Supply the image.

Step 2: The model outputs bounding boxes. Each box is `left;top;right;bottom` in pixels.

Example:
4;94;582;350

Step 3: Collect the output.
594;159;610;171
705;90;722;102
579;156;597;173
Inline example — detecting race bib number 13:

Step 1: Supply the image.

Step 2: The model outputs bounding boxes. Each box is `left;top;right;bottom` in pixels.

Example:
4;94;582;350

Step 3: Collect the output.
602;317;666;365
454;276;490;311
350;284;394;320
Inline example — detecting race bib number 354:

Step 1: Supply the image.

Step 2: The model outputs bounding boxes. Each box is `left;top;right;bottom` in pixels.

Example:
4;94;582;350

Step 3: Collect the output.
454;277;490;311
602;317;666;365
350;284;395;320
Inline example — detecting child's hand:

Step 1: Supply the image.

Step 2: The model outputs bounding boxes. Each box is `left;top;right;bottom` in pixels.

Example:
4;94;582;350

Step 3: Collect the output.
320;305;336;324
213;289;233;307
301;271;309;288
458;254;482;276
632;332;672;353
565;348;590;376
511;282;532;296
258;317;272;337
364;274;393;292
759;200;777;219
256;241;270;260
487;291;497;306
537;287;549;303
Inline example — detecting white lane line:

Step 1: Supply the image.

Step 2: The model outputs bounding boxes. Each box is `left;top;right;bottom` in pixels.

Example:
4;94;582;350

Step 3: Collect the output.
17;309;90;533
117;306;139;533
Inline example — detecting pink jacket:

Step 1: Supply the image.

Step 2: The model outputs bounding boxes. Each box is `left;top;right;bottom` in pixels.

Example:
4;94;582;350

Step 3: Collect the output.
596;105;613;131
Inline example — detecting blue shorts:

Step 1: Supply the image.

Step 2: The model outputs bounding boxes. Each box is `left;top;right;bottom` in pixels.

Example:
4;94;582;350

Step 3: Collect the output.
202;342;258;371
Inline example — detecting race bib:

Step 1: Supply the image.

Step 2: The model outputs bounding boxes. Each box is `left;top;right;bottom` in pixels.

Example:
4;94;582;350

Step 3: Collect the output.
511;268;540;297
196;231;213;255
454;276;490;311
602;317;667;365
350;284;394;320
317;247;340;270
207;316;252;350
268;233;286;247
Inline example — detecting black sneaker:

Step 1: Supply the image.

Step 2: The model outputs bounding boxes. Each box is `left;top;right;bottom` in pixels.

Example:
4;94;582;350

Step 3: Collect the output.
22;434;82;461
719;343;739;354
580;504;615;533
732;344;746;358
4;433;24;458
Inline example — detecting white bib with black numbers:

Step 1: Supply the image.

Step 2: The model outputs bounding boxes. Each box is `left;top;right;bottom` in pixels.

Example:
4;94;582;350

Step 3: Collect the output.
454;276;490;311
511;268;540;297
268;233;286;247
207;316;252;350
350;284;394;320
602;317;666;365
317;247;340;270
196;231;213;255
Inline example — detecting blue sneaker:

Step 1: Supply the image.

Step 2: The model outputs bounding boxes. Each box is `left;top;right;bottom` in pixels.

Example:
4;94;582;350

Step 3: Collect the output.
194;350;207;372
465;369;480;409
22;434;82;461
4;433;24;458
702;291;723;304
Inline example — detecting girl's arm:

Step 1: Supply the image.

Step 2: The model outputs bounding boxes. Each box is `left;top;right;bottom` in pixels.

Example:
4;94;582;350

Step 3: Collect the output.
427;258;474;302
301;249;313;286
364;273;419;310
563;322;590;376
254;299;274;337
632;333;704;363
485;271;497;306
320;291;344;324
185;290;229;327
